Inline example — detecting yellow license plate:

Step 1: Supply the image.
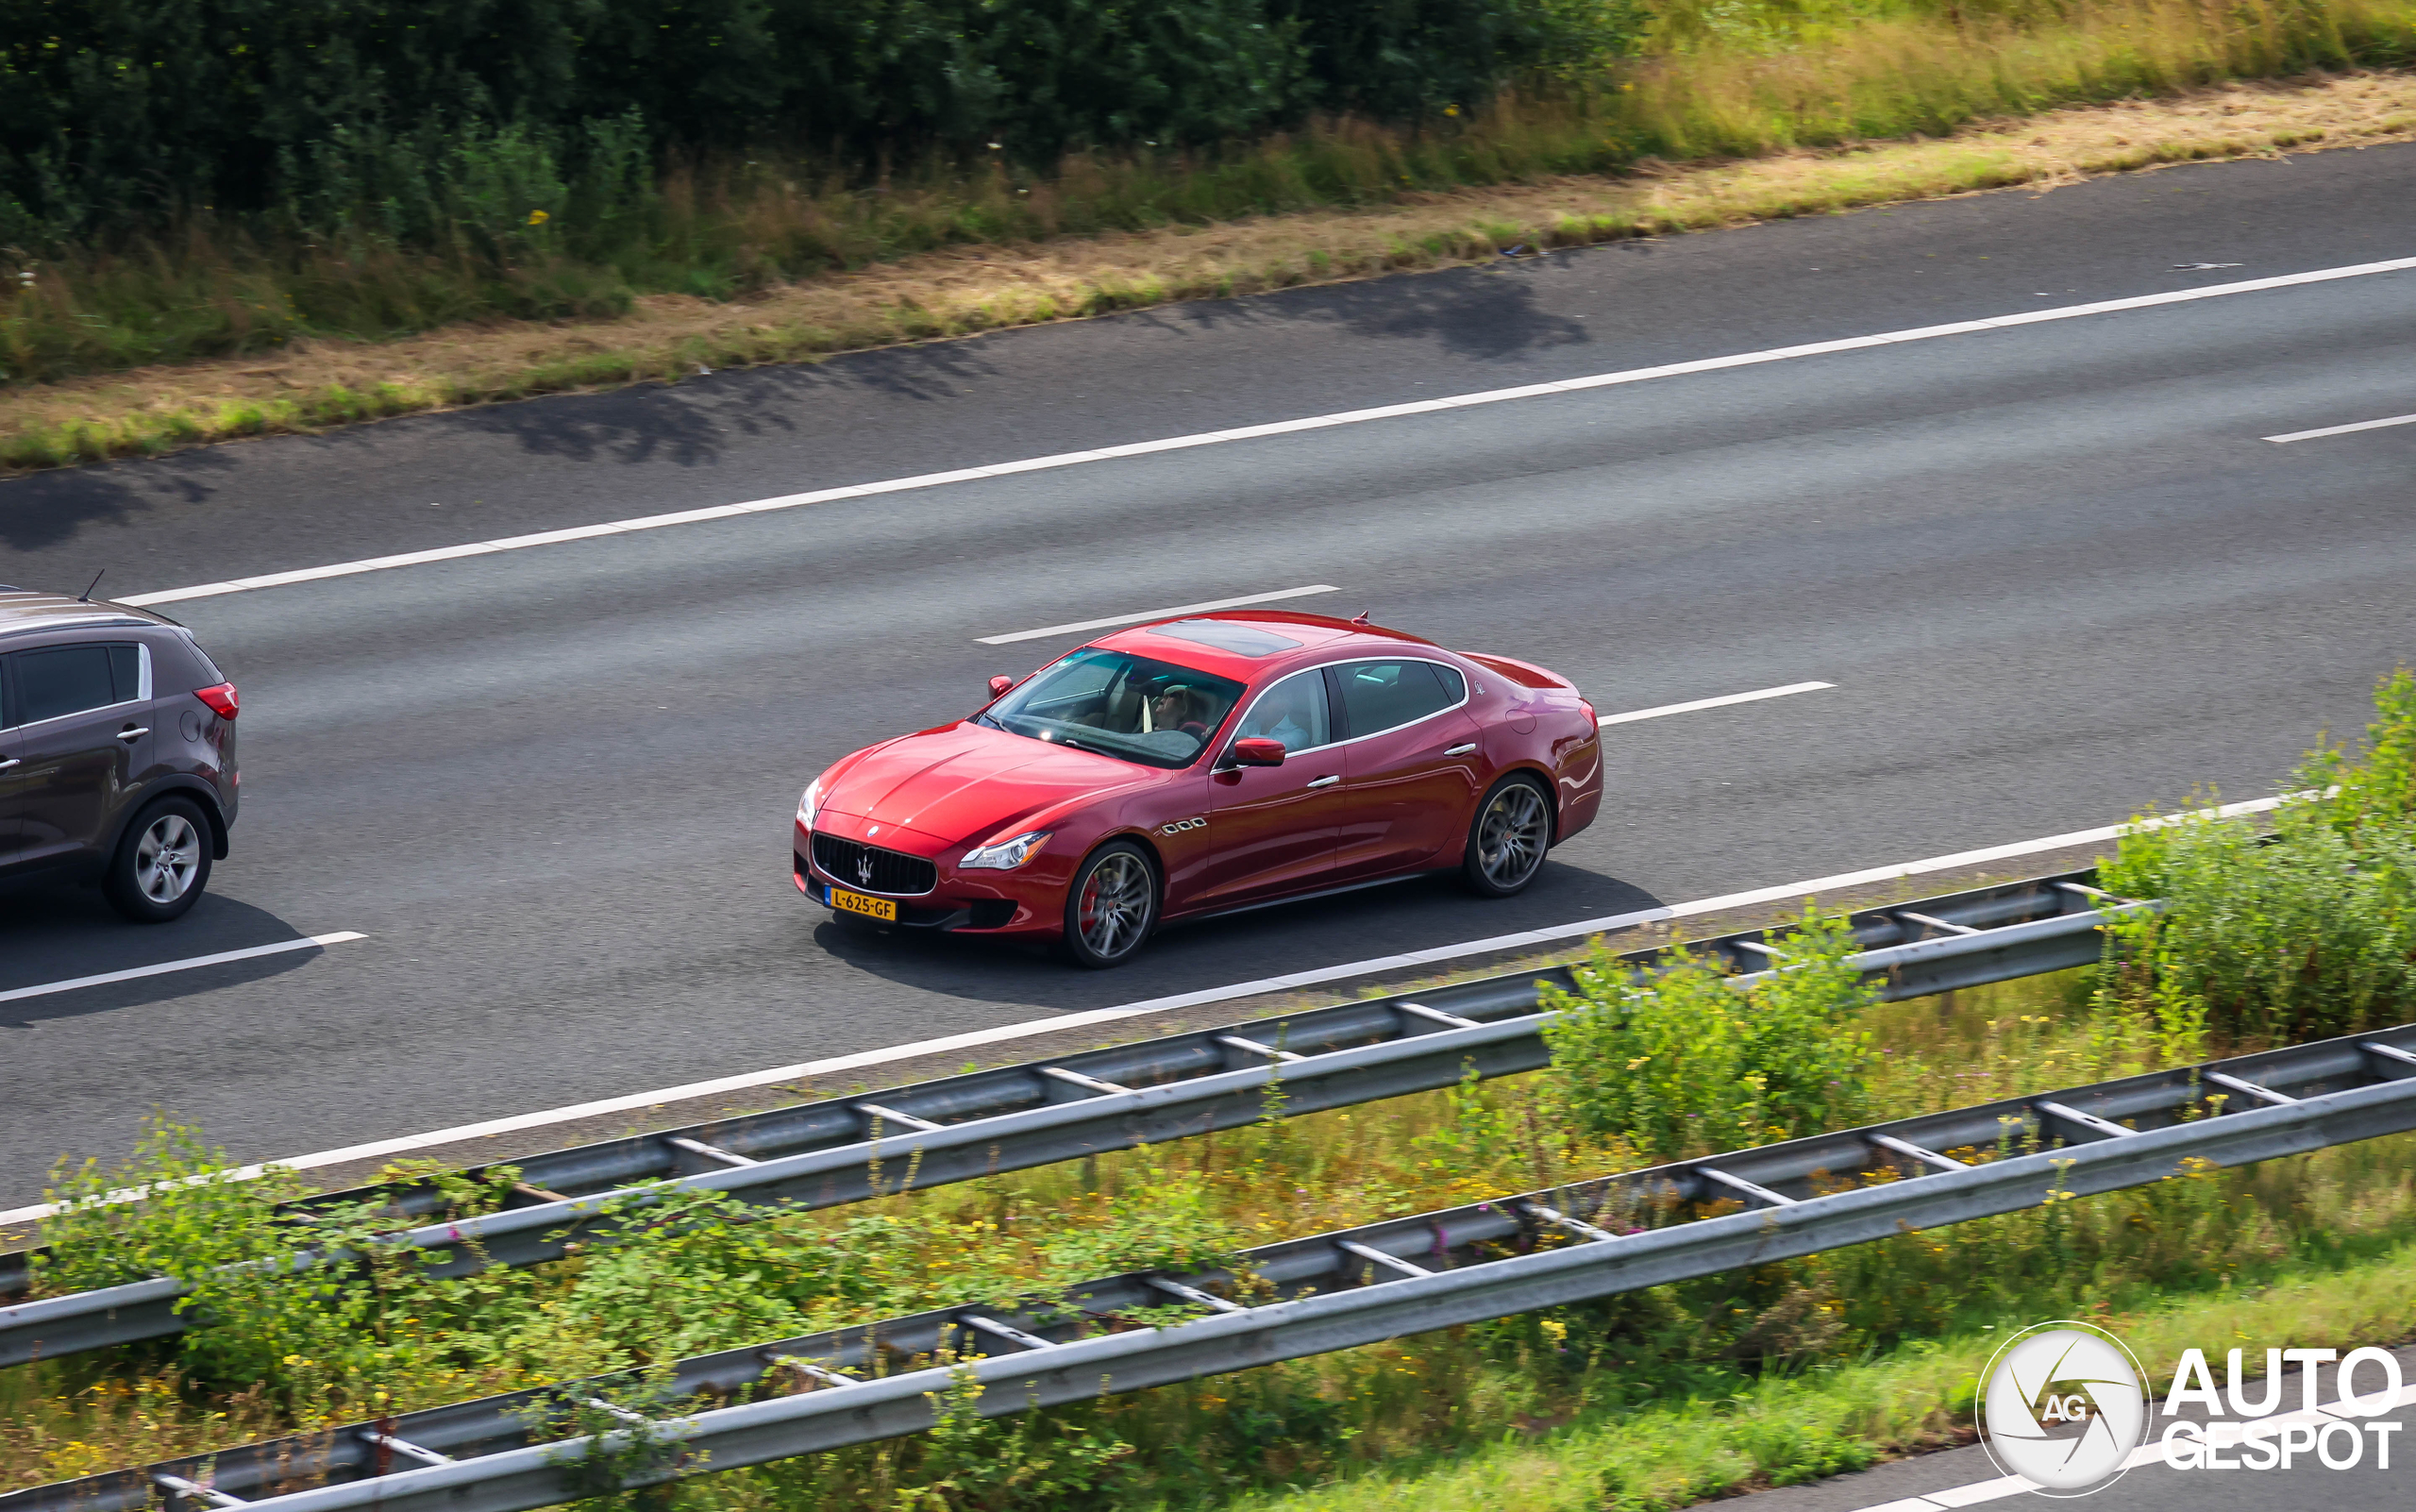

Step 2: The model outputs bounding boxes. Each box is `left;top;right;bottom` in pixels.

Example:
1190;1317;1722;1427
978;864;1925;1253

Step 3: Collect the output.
830;886;898;922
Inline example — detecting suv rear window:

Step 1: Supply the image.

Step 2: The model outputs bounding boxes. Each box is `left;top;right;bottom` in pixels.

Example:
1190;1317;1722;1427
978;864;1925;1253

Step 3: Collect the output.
13;643;139;724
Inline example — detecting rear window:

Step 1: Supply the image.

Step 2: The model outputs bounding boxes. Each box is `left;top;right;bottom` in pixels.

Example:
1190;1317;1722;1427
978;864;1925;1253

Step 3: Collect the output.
182;634;224;686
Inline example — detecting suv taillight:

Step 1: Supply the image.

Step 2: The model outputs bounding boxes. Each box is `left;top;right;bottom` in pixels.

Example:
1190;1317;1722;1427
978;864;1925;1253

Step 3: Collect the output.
194;682;240;719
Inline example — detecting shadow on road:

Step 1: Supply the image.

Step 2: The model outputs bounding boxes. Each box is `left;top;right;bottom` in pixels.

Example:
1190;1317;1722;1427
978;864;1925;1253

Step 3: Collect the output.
0;886;335;1027
456;339;1015;467
1157;257;1594;362
806;859;1661;1013
0;448;235;559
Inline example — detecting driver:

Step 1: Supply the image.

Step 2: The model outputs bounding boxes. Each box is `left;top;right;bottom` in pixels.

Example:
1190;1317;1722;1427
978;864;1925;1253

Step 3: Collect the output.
1150;685;1209;737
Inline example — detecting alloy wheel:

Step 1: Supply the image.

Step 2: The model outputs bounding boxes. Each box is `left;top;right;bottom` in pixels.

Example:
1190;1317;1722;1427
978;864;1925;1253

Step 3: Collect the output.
1077;851;1152;961
136;814;203;904
1476;782;1549;890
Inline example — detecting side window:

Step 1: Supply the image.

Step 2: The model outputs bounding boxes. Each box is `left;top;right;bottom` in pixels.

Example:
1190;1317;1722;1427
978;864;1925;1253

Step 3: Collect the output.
1431;664;1467;704
1336;660;1457;738
1235;669;1333;752
13;644;125;724
109;644;143;701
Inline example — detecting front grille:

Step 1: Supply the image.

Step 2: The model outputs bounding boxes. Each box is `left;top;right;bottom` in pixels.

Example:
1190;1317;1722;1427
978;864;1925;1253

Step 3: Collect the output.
811;832;938;896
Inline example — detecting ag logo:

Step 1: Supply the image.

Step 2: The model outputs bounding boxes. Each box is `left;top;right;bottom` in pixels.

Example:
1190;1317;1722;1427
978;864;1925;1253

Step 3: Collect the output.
1977;1321;2150;1495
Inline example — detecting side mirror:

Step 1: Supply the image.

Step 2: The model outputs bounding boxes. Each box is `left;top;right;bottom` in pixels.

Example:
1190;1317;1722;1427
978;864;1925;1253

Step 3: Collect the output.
987;675;1015;698
1228;736;1286;768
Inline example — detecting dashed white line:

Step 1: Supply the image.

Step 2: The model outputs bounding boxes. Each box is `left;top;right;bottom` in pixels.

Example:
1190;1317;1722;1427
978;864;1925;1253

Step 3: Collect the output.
0;794;2291;1228
976;585;1342;645
1597;680;1834;727
113;255;2416;611
0;932;366;1008
2264;411;2416;444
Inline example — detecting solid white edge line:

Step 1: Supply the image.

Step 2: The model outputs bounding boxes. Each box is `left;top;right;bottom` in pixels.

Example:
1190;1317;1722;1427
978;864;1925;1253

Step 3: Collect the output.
2263;411;2416;444
0;796;2293;1229
110;255;2416;612
975;585;1344;646
0;932;365;1007
1597;681;1835;727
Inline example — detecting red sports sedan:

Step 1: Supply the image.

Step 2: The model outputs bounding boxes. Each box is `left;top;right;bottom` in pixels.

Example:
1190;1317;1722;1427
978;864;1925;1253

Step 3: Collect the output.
793;612;1602;966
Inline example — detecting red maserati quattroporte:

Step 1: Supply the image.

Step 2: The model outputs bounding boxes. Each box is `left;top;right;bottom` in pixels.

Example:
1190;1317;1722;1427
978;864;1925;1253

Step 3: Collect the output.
793;611;1602;966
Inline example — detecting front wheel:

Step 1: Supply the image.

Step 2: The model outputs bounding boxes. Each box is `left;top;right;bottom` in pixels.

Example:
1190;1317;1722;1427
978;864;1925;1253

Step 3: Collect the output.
104;796;214;923
1060;840;1159;968
1462;775;1552;898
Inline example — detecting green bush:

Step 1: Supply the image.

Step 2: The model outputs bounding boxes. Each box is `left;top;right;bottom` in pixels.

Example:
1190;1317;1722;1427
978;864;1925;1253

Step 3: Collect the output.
2100;668;2416;1053
1539;906;1879;1163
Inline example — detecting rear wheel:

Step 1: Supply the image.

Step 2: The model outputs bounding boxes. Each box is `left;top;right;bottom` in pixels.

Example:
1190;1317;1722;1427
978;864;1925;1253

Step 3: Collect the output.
1060;840;1159;968
104;796;214;923
1462;775;1552;898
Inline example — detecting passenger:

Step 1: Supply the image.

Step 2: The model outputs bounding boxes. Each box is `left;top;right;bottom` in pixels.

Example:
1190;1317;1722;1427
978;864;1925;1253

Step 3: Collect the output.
1249;683;1317;751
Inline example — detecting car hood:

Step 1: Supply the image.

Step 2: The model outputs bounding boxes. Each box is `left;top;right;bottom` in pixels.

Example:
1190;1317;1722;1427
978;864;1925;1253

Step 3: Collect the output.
821;723;1147;848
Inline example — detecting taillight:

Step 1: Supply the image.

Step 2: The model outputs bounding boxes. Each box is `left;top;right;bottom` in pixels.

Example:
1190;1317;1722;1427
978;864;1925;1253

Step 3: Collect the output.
194;682;240;719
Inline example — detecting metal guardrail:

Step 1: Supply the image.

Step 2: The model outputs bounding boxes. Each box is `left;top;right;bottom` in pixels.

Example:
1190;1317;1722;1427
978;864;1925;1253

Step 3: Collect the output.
21;1018;2416;1512
0;867;2122;1368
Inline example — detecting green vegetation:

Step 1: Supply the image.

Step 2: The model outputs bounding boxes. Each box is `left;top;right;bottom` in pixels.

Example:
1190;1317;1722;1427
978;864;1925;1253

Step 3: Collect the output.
5;0;2414;404
7;668;2416;1511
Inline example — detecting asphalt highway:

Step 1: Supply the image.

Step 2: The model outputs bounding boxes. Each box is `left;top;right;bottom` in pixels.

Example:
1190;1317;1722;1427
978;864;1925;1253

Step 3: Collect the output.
3;143;2413;1208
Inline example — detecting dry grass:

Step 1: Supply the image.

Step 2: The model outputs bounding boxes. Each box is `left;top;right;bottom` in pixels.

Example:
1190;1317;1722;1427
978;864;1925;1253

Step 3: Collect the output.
5;69;2414;473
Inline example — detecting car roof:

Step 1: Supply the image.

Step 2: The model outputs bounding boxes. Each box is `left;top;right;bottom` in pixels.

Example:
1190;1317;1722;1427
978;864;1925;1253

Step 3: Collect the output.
0;588;179;641
1086;611;1442;681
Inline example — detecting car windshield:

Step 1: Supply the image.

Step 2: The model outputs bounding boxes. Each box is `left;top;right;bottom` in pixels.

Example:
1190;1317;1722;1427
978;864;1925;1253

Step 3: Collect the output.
981;648;1246;769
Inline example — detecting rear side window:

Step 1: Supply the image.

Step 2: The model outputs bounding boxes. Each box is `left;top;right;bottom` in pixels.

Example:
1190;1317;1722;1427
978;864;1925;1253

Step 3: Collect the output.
1335;660;1459;739
12;643;139;724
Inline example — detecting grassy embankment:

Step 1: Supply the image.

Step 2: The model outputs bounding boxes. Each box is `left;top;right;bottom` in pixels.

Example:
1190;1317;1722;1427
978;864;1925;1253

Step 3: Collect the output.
4;669;2414;1512
6;0;2416;472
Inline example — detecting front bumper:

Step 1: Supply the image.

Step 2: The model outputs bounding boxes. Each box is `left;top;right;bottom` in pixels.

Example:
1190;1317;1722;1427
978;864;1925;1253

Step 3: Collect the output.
794;828;1049;933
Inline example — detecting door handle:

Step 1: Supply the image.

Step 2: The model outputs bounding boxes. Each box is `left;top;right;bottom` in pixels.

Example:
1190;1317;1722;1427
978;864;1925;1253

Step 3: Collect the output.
0;757;17;770
118;727;151;742
1305;775;1340;789
1444;743;1478;756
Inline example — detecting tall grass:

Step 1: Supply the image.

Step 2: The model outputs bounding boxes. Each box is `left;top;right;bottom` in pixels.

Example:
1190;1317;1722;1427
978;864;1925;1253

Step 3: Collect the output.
5;0;2412;391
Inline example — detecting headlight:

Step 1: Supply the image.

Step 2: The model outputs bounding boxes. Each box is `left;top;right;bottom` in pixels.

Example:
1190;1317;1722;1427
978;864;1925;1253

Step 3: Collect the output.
960;830;1051;870
797;777;825;829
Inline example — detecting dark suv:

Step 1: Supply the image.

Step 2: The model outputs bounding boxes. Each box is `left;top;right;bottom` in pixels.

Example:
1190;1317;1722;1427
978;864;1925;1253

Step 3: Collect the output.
0;587;240;922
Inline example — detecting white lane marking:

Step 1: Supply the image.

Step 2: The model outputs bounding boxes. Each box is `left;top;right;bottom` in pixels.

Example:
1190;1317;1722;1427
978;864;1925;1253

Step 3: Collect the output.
1597;680;1834;727
0;795;2290;1227
1924;1478;2037;1507
2264;411;2416;443
0;932;365;1007
977;585;1342;646
114;256;2416;612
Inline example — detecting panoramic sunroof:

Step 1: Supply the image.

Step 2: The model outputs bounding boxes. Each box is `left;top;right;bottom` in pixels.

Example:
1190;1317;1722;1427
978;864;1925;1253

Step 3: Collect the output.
1147;619;1301;657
